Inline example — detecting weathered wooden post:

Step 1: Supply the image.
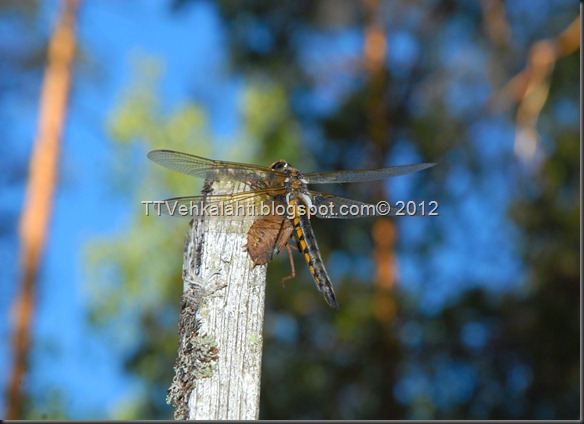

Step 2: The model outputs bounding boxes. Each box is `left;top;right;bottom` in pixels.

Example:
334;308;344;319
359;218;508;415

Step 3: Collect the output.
166;180;267;420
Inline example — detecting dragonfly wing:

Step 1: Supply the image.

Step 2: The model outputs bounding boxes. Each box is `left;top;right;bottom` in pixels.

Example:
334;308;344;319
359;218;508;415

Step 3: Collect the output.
308;192;378;219
304;163;436;184
148;149;286;186
151;188;287;220
245;218;293;266
307;191;419;218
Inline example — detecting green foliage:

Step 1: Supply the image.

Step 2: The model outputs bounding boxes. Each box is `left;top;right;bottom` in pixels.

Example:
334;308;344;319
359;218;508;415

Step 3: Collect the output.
23;390;69;420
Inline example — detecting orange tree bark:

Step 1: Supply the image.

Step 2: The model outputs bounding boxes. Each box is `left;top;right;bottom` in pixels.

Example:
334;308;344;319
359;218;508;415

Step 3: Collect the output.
6;0;79;419
362;0;398;322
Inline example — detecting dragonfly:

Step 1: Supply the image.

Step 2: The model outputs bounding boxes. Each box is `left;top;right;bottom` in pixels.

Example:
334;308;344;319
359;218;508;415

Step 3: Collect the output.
148;149;435;308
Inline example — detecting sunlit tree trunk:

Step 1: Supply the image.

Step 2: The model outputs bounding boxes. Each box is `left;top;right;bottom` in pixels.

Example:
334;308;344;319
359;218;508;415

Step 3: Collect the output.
486;15;580;162
166;180;267;420
5;0;79;419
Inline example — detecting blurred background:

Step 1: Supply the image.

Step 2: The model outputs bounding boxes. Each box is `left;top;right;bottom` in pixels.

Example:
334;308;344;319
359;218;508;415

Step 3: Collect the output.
0;0;579;420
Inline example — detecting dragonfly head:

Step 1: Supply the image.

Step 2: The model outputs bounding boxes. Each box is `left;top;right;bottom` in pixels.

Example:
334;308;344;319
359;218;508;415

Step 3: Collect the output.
270;160;291;171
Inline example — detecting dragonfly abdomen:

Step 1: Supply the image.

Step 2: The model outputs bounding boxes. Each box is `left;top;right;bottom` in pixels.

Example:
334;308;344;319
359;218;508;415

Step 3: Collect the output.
292;211;339;308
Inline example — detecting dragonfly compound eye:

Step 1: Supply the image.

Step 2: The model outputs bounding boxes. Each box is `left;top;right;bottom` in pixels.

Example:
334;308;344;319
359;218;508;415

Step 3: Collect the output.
270;161;290;171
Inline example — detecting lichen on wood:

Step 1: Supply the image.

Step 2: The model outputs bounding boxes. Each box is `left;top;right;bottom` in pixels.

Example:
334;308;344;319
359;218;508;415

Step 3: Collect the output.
166;180;267;420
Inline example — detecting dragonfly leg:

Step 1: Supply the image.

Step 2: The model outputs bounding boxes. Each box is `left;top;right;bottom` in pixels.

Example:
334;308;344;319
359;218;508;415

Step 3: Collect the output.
281;244;296;286
287;238;301;252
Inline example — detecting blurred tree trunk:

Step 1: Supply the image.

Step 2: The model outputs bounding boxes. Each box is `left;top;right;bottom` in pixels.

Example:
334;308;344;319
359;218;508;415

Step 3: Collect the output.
6;0;79;419
166;180;267;420
361;2;404;419
362;0;397;322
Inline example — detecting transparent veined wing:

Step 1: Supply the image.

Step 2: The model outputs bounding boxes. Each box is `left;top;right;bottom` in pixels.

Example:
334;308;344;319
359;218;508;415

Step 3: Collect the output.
149;187;289;221
304;163;436;184
306;191;424;218
305;192;378;219
148;149;286;186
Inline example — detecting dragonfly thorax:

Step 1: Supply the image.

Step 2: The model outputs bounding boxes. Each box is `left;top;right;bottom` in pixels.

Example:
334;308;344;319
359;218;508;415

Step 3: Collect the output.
269;160;308;186
267;160;311;206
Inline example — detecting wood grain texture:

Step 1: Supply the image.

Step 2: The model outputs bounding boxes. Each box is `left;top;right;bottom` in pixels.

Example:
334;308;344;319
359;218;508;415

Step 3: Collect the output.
167;180;267;420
